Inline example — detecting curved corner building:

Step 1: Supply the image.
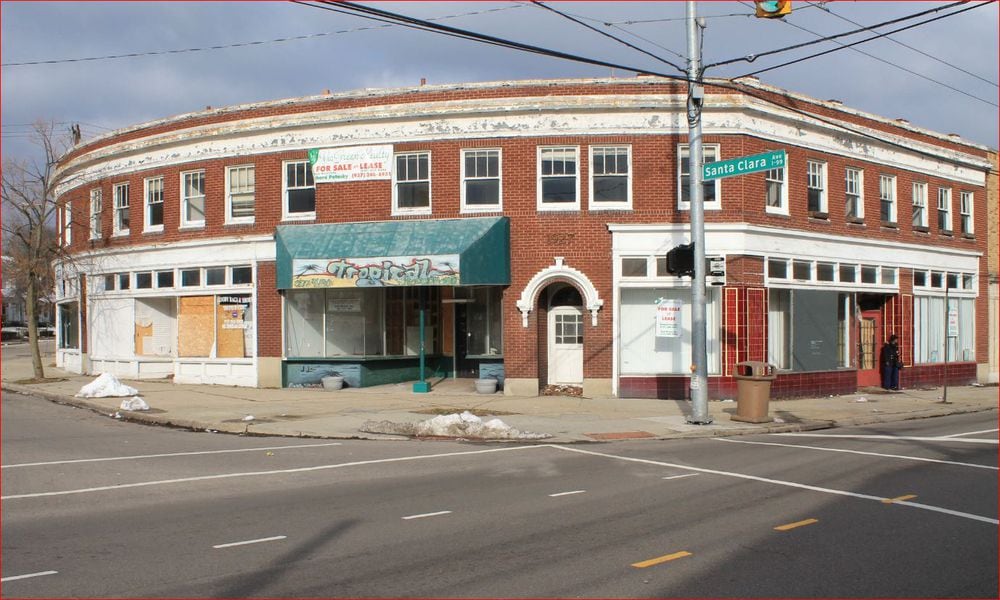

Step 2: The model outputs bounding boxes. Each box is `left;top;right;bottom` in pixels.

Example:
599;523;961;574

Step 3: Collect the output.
51;77;992;397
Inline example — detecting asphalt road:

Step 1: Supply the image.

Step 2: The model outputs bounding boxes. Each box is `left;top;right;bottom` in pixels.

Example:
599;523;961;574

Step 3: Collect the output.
2;389;996;598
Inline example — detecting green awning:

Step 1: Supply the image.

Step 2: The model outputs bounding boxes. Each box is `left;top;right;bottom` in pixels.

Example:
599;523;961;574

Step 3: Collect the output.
275;217;510;289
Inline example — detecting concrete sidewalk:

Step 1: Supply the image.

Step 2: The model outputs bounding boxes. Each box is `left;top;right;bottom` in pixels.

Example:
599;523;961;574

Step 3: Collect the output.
2;347;996;442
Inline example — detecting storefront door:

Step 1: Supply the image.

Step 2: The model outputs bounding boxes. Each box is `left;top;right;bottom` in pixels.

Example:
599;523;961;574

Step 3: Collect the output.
454;304;476;378
548;306;584;385
857;309;882;387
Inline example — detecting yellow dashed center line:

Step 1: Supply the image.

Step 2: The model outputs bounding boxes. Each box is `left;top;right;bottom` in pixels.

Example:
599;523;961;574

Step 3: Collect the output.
882;494;918;504
774;518;819;531
631;551;692;568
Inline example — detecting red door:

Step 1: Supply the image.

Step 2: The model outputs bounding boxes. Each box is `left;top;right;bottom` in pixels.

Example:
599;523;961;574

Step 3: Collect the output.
857;309;882;387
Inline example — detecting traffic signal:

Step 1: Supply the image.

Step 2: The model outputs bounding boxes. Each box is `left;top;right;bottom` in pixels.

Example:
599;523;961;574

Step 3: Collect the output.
755;1;792;18
666;243;695;277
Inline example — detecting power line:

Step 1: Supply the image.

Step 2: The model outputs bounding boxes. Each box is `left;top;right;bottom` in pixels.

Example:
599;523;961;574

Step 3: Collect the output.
0;3;527;68
742;1;998;108
806;0;998;88
529;1;685;73
705;1;967;69
732;2;998;108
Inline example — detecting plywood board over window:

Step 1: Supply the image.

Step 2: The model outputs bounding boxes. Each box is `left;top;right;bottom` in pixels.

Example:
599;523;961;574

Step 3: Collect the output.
217;295;251;358
179;296;215;357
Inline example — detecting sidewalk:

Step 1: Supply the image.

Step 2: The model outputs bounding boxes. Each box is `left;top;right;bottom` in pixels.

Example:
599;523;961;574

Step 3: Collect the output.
2;349;996;443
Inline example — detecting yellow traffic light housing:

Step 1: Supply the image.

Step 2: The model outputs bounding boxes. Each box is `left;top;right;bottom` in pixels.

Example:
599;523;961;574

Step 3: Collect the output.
755;1;792;18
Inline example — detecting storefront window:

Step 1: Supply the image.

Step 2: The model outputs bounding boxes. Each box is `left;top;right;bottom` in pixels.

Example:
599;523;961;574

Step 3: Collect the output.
915;296;974;363
463;287;503;356
619;288;721;375
58;303;79;349
286;290;325;357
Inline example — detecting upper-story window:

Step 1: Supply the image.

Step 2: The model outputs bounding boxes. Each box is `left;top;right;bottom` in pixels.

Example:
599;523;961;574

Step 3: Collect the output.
284;160;316;220
226;165;255;224
678;144;719;210
181;171;205;228
845;167;864;221
538;146;579;210
393;152;431;214
461;149;500;211
959;191;973;235
806;160;827;215
764;153;787;215
62;201;72;245
113;182;130;236
144;176;164;232
590;146;631;209
937;187;952;233
879;175;896;224
912;182;928;228
89;189;102;240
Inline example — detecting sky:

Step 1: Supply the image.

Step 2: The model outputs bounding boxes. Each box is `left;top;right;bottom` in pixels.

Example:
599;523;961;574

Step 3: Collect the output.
2;1;998;165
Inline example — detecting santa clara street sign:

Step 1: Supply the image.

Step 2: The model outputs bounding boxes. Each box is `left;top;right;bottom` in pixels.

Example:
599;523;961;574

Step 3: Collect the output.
703;150;786;181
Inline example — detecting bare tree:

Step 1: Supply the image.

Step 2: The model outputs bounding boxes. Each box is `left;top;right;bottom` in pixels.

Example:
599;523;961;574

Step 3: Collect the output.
1;121;72;380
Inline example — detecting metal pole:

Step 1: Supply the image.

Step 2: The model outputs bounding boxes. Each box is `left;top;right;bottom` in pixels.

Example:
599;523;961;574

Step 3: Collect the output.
686;1;711;424
941;285;950;403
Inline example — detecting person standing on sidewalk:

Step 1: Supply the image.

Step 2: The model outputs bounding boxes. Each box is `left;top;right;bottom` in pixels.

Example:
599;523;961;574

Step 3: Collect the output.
880;334;903;390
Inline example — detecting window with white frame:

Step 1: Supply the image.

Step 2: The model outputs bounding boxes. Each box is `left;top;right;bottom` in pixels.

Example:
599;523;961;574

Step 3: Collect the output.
89;189;102;240
62;201;72;245
959;191;973;235
284;160;316;219
912;182;928;228
619;287;721;375
590;146;630;208
914;296;975;363
879;175;896;223
461;149;500;210
764;155;787;214
394;152;431;212
845;168;863;220
181;171;205;227
768;289;790;369
538;147;578;209
113;182;130;235
806;160;827;214
226;165;255;223
144;176;164;232
937;187;951;232
678;144;719;210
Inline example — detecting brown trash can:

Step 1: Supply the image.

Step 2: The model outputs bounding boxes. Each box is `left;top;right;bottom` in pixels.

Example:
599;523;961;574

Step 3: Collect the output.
731;361;776;423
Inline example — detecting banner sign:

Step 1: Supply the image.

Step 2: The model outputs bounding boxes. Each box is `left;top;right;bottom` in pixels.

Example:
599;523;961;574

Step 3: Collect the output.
655;298;683;338
292;255;460;288
308;145;393;183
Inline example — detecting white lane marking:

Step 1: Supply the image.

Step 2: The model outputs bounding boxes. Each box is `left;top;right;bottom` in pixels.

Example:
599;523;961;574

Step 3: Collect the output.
213;535;286;549
775;433;998;445
715;437;998;471
939;428;999;438
662;473;699;480
548;490;586;497
1;570;58;582
1;445;546;500
1;442;344;469
402;511;452;520
552;445;999;526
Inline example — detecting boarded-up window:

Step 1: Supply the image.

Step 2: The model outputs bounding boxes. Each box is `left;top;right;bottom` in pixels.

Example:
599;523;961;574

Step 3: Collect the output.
178;296;215;357
217;295;252;358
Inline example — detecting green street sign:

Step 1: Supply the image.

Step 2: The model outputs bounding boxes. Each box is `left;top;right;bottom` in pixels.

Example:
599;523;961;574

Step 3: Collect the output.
703;150;786;181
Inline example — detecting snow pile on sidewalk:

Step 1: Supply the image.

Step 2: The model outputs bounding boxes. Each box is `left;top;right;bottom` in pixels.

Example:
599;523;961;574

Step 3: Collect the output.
119;397;149;411
361;410;551;440
76;373;139;398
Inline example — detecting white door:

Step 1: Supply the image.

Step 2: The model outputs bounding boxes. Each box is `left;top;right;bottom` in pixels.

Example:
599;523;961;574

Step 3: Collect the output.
548;306;584;385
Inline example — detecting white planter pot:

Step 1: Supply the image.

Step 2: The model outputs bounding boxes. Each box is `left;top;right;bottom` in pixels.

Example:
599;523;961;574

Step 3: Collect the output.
474;378;498;394
322;375;344;391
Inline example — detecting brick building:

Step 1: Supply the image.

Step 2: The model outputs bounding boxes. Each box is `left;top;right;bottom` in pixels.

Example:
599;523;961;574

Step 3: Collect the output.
51;77;992;398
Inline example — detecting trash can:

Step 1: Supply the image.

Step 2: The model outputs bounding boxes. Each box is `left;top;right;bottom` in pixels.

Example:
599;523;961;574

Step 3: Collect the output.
731;361;776;423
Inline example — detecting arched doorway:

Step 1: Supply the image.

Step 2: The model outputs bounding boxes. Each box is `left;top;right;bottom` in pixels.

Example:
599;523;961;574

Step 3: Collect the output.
546;284;584;386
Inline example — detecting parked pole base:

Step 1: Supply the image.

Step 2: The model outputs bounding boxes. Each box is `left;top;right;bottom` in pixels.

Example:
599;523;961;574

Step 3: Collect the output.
686;418;714;425
412;381;431;393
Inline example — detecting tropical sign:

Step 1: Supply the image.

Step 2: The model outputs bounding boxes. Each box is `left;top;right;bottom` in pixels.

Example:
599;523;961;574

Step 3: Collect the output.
308;145;393;183
292;255;460;288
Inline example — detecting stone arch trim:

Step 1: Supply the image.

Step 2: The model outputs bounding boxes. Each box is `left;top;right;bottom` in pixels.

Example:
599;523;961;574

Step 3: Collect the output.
516;257;604;328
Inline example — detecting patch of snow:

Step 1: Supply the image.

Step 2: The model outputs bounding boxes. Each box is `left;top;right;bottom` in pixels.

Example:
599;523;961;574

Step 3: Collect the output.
242;415;255;422
772;417;785;423
119;396;150;411
361;410;551;440
77;373;138;398
854;397;868;403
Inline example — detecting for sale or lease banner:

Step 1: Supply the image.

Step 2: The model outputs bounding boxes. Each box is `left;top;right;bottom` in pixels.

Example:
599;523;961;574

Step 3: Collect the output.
308;145;393;183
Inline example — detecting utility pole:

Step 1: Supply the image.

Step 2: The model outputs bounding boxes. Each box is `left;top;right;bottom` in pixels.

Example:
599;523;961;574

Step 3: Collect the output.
686;1;711;424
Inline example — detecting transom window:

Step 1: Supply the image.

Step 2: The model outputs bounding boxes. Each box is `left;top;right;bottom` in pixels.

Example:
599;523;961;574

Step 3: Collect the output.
394;152;431;213
226;165;256;223
959;191;973;235
807;160;827;214
768;258;898;288
284;160;316;219
845;168;863;220
89;189;102;240
181;171;206;227
937;187;952;233
590;146;630;208
678;144;719;210
462;149;501;210
538;147;579;209
879;175;896;224
912;182;928;228
113;182;130;235
144;176;164;232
